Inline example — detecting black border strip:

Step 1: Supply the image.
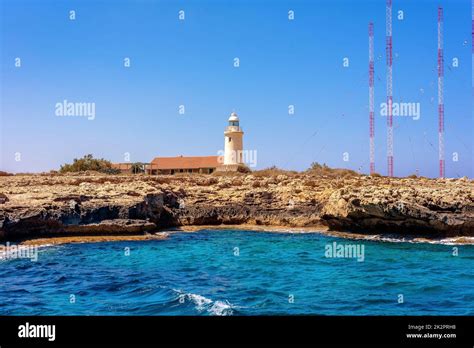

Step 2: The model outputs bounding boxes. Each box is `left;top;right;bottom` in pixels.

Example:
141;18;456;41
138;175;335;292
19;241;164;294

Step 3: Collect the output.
0;316;472;346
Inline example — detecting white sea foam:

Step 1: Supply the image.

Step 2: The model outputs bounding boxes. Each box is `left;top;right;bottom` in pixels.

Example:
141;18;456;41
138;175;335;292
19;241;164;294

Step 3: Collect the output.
247;228;474;245
371;235;474;245
318;230;474;246
208;300;234;316
174;290;235;316
423;237;474;246
186;293;212;311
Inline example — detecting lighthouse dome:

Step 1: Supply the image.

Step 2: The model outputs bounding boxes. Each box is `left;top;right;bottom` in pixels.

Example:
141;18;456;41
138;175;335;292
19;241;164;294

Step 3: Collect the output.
228;112;239;122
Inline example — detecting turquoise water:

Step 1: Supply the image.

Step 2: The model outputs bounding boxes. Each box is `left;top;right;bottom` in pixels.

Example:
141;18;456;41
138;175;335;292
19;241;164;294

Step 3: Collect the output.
0;230;473;315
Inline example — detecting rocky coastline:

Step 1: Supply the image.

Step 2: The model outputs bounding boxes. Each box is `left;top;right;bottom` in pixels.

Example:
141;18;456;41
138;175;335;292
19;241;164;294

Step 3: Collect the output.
0;173;473;243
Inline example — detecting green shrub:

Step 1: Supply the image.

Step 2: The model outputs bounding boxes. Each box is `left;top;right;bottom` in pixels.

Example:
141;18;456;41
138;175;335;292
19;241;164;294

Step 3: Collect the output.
100;167;122;175
59;154;118;174
306;162;358;178
252;166;297;177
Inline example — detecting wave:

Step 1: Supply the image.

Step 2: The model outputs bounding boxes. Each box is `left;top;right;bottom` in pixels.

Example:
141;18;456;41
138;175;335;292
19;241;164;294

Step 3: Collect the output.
320;231;474;246
173;290;236;316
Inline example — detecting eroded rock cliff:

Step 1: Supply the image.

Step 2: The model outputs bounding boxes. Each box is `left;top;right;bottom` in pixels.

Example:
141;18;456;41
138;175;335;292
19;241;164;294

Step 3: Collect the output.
0;173;472;241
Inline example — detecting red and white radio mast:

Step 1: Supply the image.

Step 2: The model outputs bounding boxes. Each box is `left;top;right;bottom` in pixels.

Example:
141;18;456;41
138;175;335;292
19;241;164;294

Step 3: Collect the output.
438;7;445;178
386;0;394;177
369;22;375;175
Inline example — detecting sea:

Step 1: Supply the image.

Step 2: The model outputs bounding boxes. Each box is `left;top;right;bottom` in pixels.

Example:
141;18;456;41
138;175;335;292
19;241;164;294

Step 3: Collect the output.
0;230;473;315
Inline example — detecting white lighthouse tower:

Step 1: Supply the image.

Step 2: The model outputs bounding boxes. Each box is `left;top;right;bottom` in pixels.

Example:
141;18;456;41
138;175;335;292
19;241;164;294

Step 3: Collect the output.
224;111;244;165
217;111;247;172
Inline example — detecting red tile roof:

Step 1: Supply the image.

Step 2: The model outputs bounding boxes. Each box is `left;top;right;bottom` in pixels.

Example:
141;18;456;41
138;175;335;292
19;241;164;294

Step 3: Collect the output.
111;163;133;170
150;156;221;170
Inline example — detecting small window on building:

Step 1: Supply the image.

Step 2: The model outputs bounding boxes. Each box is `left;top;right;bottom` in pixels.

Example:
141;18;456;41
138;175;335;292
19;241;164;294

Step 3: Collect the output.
228;137;231;142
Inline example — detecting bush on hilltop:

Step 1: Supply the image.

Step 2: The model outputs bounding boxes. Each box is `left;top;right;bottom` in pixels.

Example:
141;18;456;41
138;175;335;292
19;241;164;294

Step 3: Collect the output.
252;166;297;177
306;162;358;178
59;154;120;174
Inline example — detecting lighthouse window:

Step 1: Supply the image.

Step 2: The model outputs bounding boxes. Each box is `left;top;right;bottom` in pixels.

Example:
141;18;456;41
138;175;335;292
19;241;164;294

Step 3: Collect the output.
228;137;231;142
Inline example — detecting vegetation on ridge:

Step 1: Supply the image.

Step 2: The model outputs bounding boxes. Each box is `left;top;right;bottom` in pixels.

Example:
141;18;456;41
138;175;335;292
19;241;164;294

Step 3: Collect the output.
59;154;120;174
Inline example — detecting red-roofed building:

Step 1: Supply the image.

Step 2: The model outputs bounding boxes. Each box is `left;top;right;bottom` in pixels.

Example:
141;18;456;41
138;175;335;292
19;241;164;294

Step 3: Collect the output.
112;111;248;175
111;163;134;172
147;155;221;174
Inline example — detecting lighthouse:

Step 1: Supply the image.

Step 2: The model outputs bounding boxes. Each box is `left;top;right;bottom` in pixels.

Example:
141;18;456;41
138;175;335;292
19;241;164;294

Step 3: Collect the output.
224;111;244;165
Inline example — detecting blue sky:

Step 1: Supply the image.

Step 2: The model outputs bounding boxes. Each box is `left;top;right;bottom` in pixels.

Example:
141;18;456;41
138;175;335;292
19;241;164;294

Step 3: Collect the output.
1;0;472;177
